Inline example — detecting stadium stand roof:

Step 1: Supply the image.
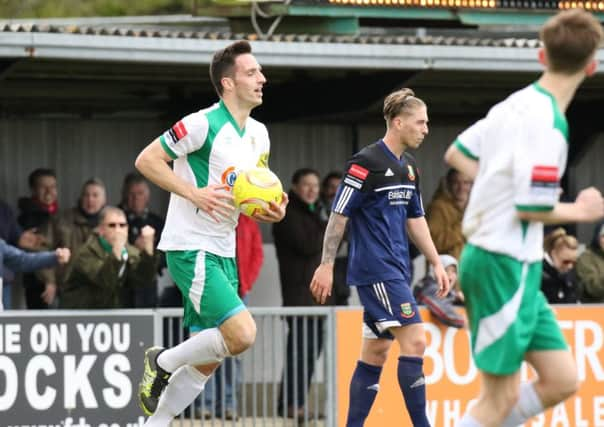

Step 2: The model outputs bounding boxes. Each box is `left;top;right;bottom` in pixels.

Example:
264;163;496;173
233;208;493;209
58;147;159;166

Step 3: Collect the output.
0;15;555;71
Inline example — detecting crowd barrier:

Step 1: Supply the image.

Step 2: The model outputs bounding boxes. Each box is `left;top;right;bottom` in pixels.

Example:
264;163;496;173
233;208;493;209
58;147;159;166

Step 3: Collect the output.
1;305;602;427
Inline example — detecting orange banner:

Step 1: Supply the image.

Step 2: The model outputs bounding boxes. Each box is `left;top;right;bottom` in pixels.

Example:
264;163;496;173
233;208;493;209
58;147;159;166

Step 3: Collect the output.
336;306;604;427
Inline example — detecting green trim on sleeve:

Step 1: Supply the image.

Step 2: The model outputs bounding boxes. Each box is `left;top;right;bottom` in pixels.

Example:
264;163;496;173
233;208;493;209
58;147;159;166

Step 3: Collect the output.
454;139;479;160
516;205;554;212
159;134;178;160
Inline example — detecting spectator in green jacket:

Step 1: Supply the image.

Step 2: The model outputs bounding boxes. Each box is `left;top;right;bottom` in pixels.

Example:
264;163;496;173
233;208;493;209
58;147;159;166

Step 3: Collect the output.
576;221;604;303
61;206;159;309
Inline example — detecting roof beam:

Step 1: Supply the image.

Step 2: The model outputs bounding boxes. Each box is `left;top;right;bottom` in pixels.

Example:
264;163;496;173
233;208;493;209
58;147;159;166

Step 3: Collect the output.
0;31;558;72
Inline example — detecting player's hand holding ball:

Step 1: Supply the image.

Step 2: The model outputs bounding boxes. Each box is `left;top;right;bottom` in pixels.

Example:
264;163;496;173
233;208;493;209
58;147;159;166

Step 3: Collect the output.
233;167;288;223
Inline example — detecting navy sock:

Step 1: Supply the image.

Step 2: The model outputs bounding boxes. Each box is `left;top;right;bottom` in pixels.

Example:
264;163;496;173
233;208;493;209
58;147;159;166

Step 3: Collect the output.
346;360;382;427
398;356;430;427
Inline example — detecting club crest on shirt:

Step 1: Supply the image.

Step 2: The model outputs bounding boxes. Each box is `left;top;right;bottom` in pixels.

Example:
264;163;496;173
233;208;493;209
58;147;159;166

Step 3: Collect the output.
221;166;237;188
407;165;416;181
401;303;415;318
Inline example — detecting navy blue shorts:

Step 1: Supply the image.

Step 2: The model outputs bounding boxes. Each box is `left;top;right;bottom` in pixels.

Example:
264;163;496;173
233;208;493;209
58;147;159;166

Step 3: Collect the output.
356;280;422;340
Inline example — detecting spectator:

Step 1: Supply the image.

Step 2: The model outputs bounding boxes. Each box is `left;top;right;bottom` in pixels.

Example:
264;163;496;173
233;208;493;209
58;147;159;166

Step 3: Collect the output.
414;254;465;328
202;214;264;420
319;171;350;306
273;168;329;418
576;221;604;302
541;228;579;304
39;177;107;304
17;168;60;309
0;199;43;309
0;239;70;310
119;171;165;308
60;206;158;309
426;168;473;261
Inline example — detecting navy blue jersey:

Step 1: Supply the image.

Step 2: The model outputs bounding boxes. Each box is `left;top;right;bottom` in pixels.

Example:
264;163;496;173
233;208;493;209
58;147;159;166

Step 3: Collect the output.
332;140;424;286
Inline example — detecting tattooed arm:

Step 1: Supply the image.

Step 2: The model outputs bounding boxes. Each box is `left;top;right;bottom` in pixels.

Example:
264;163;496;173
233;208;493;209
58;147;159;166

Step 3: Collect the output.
310;212;349;304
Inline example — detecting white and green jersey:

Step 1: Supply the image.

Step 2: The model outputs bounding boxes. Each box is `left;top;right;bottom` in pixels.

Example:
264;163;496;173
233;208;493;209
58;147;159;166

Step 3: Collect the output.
158;100;270;257
454;83;568;262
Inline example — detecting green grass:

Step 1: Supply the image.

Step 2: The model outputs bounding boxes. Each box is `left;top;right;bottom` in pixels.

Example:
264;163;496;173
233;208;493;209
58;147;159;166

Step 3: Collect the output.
0;0;193;18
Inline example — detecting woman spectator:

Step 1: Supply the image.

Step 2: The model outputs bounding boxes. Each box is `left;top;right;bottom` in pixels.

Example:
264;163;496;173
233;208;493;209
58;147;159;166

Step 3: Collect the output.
541;228;579;303
39;177;107;304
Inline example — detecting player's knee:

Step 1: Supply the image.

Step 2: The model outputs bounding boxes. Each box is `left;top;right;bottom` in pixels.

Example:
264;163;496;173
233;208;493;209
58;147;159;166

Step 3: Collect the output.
489;387;519;420
361;340;391;366
547;371;579;404
365;349;389;366
399;336;426;357
226;320;257;355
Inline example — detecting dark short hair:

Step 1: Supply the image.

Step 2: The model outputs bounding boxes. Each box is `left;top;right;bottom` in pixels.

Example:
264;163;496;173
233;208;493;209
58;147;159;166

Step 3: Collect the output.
121;171;149;202
291;168;320;185
210;40;253;97
28;168;56;189
81;177;106;196
322;171;343;189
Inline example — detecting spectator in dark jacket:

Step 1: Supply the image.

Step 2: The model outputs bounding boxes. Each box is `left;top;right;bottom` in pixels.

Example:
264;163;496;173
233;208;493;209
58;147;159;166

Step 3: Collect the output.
118;172;165;308
60;206;158;309
319;171;350;306
0;239;70;310
273;167;329;418
541;228;579;304
576;221;604;302
0;199;44;309
17;168;60;309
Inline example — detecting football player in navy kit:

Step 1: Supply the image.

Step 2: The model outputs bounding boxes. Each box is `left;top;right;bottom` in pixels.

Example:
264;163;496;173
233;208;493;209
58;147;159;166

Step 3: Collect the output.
310;88;450;426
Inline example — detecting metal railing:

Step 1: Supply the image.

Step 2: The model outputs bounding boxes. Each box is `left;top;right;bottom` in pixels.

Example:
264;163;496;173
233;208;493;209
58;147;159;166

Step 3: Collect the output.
157;307;337;427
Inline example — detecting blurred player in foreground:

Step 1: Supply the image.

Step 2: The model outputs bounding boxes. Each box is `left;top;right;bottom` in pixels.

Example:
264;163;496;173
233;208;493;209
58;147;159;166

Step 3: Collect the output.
445;9;604;427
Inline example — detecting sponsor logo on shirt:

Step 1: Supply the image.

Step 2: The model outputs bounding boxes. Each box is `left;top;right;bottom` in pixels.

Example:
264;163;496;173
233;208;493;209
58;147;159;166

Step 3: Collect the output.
221;166;238;188
385;168;394;177
166;120;188;144
388;189;413;205
401;303;415;318
530;165;558;197
531;165;558;184
348;164;369;180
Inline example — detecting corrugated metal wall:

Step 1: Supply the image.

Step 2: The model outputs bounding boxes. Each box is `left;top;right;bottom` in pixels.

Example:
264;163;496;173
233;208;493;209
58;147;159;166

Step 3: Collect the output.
2;117;601;246
569;134;604;244
0;118;169;214
0;117;469;221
